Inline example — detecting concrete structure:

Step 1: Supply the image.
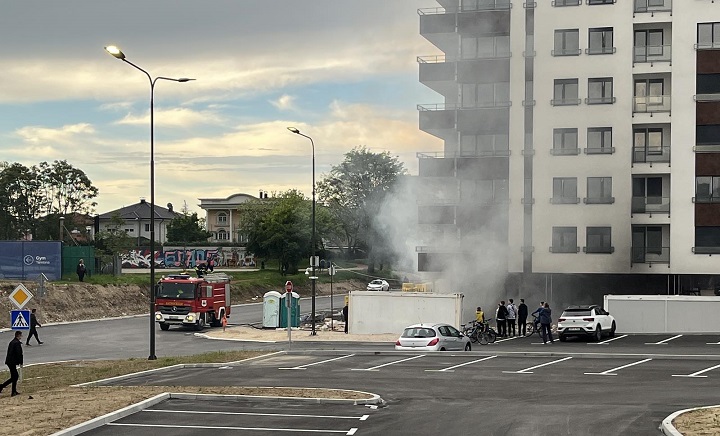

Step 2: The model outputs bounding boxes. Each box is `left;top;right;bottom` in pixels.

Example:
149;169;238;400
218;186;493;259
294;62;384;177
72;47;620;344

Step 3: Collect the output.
348;291;464;334
98;199;178;244
604;294;720;333
198;193;259;243
416;0;720;296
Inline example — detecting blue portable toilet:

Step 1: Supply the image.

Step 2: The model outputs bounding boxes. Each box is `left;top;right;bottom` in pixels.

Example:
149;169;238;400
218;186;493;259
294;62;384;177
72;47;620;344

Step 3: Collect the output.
279;291;300;328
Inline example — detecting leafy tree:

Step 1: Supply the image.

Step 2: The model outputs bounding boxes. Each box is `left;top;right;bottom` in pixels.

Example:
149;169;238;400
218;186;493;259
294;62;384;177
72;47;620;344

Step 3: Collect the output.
0;163;43;239
94;213;135;264
166;212;211;243
316;146;406;272
37;160;98;216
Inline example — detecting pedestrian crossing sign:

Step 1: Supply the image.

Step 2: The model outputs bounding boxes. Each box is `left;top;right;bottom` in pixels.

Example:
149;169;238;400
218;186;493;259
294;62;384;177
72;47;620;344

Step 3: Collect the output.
10;310;30;331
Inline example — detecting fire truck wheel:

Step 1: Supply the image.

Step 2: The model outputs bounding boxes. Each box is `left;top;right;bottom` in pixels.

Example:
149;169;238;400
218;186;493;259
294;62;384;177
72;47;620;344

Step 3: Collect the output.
210;312;222;327
159;323;170;331
195;318;206;331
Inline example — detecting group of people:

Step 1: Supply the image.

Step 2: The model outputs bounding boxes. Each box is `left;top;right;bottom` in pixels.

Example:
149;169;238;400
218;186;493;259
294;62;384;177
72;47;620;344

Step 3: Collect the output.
476;299;555;344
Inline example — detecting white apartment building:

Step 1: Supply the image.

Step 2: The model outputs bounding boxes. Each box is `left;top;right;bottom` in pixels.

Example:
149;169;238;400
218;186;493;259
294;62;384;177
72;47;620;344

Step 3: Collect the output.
417;0;720;295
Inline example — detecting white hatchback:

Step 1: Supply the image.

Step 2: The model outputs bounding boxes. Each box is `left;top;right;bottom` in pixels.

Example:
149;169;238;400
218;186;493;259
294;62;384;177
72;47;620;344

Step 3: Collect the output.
395;323;471;351
557;305;616;342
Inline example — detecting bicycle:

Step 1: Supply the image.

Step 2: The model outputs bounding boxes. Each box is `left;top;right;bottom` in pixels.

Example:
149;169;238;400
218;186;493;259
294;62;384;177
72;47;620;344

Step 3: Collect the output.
462;320;497;345
527;314;557;340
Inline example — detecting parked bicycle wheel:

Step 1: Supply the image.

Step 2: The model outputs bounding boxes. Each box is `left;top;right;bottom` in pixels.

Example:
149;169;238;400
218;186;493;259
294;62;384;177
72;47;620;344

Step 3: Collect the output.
486;329;497;343
479;332;489;345
524;322;535;337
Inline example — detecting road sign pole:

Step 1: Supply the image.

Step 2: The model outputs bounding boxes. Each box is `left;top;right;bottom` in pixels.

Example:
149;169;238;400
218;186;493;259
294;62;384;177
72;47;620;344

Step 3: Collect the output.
285;281;293;346
329;264;335;331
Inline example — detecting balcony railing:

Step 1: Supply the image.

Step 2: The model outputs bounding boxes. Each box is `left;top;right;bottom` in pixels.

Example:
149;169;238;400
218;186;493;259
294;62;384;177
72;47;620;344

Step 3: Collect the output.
585;147;615;155
631;196;670;213
633;95;670;113
694;144;720;153
418;1;512;15
692;195;720;204
585;96;616;105
695;42;720;50
551;197;581;204
584;196;615;204
418;102;511;111
416;150;510;159
586;46;616;55
633;146;671;164
634;45;672;63
417;55;446;64
551;48;582;57
693;246;720;254
632;246;670;264
551;148;581;156
634;0;671;14
551;98;582;106
584;246;615;254
550;246;581;253
694;94;720;102
552;0;581;5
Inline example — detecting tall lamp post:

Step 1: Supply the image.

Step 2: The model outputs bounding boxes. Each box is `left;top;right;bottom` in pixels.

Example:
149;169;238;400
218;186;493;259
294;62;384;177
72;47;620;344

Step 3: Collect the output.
287;127;317;336
105;45;194;360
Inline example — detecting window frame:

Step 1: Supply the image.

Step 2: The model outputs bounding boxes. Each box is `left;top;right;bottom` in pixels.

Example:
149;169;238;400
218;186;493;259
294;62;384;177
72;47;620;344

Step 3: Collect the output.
552;177;579;204
588;27;615;55
586;127;613;154
585;177;614;204
587;77;615;104
552;226;579;253
552;128;580;155
585;226;613;254
552;79;580;106
553;29;581;56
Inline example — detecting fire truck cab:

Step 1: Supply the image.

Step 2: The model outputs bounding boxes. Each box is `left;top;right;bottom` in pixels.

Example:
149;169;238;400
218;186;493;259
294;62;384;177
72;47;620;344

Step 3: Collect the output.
155;273;231;331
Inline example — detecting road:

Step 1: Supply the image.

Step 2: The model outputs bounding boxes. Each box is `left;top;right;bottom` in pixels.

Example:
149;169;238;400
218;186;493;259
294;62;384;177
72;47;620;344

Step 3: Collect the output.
6;294;347;364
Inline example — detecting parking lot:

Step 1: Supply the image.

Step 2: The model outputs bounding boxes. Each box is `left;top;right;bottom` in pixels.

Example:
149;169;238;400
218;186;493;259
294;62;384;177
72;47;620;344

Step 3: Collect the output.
74;335;720;435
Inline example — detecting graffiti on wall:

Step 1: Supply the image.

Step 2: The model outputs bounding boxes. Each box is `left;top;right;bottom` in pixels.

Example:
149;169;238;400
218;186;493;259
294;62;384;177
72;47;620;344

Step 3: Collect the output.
121;246;256;269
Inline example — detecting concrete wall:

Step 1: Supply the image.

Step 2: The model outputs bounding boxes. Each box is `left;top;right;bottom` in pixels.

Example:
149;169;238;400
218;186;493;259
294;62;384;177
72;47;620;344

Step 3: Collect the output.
349;291;463;335
604;295;720;333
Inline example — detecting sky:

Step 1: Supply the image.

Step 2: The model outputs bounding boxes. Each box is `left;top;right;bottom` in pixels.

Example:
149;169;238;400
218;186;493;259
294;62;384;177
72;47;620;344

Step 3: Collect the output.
0;0;443;216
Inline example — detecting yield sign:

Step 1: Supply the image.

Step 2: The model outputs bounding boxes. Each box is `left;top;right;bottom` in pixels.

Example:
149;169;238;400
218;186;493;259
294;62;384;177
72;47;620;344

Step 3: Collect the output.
9;284;33;310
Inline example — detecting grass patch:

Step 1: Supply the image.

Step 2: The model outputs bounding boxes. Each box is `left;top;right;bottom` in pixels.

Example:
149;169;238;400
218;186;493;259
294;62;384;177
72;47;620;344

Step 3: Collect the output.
6;350;265;393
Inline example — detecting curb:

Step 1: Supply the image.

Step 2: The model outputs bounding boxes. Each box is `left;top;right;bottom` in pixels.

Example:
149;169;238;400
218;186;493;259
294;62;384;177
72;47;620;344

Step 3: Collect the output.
193;332;278;343
49;390;383;436
660;404;720;436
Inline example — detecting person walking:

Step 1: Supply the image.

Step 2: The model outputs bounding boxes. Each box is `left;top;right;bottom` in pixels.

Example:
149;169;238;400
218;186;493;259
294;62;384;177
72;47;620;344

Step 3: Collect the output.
506;299;517;337
539;302;554;344
517;299;528;336
1;331;23;397
342;303;349;334
496;301;508;338
26;309;43;346
76;259;86;282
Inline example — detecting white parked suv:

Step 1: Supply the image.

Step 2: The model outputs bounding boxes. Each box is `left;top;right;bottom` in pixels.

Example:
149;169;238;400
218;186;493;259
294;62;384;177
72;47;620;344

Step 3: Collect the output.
557;305;616;342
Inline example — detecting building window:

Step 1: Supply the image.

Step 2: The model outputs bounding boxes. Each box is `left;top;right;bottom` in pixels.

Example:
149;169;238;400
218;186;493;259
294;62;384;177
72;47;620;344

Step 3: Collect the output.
552;0;581;6
461;35;510;59
634;29;668;63
588;27;614;55
553;29;580;56
552;177;579;204
633;128;667;163
461;83;510;108
586;227;612;253
125;228;133;233
217;212;228;224
552;227;578;253
586;127;613;154
144;224;150;232
586;177;614;204
552;128;579;155
587;0;615;4
461;134;509;156
552;79;580;106
632;226;664;263
632;176;667;213
698;22;720;49
587;78;614;104
634;79;668;113
695;227;720;252
697;125;720;147
217;229;229;240
695;176;720;203
697;74;720;98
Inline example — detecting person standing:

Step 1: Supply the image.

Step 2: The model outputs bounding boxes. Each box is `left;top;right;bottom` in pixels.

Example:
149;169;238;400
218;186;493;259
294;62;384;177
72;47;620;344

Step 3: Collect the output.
506;299;517;337
517;299;529;336
76;259;86;282
342;303;349;334
496;301;508;338
26;309;43;346
539;302;554;344
531;301;545;332
1;331;23;397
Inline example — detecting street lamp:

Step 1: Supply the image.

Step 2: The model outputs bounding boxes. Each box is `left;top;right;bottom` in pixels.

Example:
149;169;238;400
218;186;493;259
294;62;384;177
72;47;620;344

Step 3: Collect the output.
287;126;317;336
105;45;194;360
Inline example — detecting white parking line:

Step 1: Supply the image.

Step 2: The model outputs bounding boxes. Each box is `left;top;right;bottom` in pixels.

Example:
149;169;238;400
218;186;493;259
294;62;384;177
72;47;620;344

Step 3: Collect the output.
425;356;497;372
279;354;355;370
672;363;720;378
145;409;369;420
502;356;573;374
584;358;652;376
491;336;522;344
351;355;425;371
645;335;682;345
706;340;720;345
589;334;628;345
107;423;358;434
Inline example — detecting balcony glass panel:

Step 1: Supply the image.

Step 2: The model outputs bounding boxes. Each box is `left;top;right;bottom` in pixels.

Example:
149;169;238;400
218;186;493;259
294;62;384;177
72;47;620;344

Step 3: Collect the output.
632;146;670;164
634;45;671;63
631;246;670;264
633;0;671;13
631;196;670;213
633;95;670;113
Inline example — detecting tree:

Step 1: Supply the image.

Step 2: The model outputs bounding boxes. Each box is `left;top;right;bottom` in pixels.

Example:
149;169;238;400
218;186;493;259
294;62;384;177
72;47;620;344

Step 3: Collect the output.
0;163;43;239
95;213;135;270
166;212;211;244
37;160;98;216
316;146;406;271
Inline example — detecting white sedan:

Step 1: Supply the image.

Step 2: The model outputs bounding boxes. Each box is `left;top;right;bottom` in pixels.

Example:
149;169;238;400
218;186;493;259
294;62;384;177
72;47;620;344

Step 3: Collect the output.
395;323;471;351
366;279;390;291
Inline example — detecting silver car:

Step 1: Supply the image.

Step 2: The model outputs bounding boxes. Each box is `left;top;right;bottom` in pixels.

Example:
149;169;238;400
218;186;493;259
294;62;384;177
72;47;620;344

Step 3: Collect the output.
395;323;471;351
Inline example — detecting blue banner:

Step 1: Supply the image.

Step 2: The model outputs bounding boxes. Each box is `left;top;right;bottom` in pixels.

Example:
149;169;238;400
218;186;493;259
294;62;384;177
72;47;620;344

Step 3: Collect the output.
0;241;62;280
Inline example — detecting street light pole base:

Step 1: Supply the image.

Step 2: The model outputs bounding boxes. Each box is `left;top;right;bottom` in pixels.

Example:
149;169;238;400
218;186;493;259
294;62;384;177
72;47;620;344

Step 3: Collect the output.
148;355;157;361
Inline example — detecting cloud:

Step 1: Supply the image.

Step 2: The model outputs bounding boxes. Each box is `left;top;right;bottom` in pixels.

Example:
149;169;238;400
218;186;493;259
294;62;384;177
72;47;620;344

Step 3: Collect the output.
270;94;295;111
114;107;224;128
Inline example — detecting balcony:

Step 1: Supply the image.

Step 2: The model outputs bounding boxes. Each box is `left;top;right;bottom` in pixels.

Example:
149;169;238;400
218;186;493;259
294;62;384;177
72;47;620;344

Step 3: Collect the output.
633;95;670;113
418;102;511;111
632;196;670;214
633;0;671;14
692;195;720;204
633;45;671;64
632;146;671;165
417;150;510;159
418;1;511;14
632;246;670;264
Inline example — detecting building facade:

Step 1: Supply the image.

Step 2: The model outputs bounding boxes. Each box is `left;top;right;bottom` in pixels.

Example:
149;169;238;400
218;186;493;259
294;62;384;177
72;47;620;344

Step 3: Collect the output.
198;193;259;243
97;199;178;244
416;0;720;294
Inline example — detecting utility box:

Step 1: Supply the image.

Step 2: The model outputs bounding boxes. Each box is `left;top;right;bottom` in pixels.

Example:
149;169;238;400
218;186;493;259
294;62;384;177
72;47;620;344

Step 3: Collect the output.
279;291;300;328
262;291;282;328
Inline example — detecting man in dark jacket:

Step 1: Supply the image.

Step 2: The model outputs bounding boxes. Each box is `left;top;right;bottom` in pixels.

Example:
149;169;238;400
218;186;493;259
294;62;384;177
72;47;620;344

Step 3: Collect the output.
1;331;23;396
26;309;43;346
342;304;349;334
496;301;508;338
517;299;529;336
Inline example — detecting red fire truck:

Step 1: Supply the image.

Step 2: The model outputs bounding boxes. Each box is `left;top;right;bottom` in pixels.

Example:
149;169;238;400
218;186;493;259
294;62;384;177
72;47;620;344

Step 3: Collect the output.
154;272;231;331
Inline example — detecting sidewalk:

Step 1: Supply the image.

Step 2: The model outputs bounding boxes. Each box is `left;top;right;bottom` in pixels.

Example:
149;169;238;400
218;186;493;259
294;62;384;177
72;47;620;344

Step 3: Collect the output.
202;326;397;343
